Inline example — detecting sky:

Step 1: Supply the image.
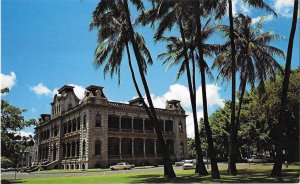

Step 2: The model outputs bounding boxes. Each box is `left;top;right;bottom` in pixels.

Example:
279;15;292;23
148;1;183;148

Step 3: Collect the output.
1;0;299;138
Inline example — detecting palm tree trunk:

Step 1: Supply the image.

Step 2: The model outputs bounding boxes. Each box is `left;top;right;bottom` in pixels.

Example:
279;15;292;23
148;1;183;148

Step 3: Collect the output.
235;77;247;136
123;0;176;178
193;2;220;179
271;0;298;177
178;17;208;176
235;76;247;162
227;0;237;175
125;43;154;120
191;49;196;97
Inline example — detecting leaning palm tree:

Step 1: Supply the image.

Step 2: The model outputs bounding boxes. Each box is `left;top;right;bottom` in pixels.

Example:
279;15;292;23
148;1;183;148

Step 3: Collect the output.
272;0;298;177
90;0;176;178
210;0;277;175
158;18;222;178
137;0;209;175
213;14;284;160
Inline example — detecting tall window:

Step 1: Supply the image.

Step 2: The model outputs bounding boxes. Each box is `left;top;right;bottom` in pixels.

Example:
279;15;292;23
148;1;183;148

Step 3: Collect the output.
63;123;67;135
72;119;77;131
77;117;81;130
180;142;184;155
95;114;101;127
82;140;86;156
83;115;87;128
54;125;58;136
68;121;72;132
179;122;183;132
95;140;101;155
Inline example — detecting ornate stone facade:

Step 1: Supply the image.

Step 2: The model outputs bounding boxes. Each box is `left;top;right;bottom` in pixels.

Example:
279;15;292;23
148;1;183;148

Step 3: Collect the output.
35;85;187;170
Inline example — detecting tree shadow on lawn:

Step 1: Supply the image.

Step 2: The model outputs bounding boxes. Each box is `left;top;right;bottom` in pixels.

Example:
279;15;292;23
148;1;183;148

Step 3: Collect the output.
1;179;25;184
129;169;300;183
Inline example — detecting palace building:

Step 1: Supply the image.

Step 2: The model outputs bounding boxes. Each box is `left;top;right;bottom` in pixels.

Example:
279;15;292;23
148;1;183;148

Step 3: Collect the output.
35;85;187;170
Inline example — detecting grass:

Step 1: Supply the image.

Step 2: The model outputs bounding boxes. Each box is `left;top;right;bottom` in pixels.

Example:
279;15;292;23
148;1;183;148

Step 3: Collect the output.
30;166;153;174
2;164;299;184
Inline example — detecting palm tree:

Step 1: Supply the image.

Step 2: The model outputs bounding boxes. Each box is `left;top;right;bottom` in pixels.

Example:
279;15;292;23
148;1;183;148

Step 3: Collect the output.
90;0;176;178
191;1;222;178
158;18;221;178
138;0;209;175
213;14;284;160
211;0;277;175
272;0;298;177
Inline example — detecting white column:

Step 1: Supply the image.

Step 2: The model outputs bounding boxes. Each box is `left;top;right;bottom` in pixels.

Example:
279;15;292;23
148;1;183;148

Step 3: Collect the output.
132;139;134;156
119;138;122;160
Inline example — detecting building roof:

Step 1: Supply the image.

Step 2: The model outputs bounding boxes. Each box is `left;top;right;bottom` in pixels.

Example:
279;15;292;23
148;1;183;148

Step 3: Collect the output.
58;85;74;94
86;85;104;92
128;97;144;105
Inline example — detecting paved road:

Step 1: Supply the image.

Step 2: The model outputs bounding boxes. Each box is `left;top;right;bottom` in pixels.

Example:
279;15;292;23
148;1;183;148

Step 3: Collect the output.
1;166;173;180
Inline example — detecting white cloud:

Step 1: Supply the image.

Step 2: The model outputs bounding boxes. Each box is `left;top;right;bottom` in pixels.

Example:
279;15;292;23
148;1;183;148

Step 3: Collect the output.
147;83;224;138
232;1;250;16
31;83;54;96
186;111;204;138
151;84;224;109
274;0;294;17
15;131;34;137
1;72;16;90
31;83;85;100
252;14;275;24
68;84;85;100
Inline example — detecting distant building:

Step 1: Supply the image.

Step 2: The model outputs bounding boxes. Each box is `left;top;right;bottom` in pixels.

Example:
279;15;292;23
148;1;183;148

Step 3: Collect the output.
35;85;187;170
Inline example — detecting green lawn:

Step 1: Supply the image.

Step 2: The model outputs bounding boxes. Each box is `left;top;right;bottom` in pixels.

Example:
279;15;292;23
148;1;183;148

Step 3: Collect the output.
2;164;300;184
30;166;154;174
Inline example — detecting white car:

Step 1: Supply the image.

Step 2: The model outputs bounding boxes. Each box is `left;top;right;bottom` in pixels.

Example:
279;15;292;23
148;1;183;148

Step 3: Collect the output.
247;155;264;163
110;162;134;170
175;160;188;166
182;163;195;170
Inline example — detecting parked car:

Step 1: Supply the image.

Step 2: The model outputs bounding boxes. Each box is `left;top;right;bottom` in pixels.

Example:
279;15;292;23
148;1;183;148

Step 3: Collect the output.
183;163;195;170
247;155;264;163
175;161;185;166
110;162;134;170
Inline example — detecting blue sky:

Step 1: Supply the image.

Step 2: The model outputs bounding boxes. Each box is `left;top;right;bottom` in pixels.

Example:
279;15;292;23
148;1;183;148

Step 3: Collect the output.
1;0;299;138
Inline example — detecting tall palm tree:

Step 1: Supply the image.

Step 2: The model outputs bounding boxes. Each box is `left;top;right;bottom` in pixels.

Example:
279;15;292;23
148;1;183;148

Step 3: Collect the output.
272;0;298;177
138;0;209;175
90;0;176;178
191;0;221;178
158;18;221;178
211;0;277;175
213;14;284;160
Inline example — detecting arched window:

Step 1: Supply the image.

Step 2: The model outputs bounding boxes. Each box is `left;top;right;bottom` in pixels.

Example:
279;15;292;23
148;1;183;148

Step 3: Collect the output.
82;140;86;156
179;122;183;132
54;125;58;136
68;121;72;132
95;140;101;155
95;114;101;127
77;117;81;130
72;119;77;131
83;115;87;128
180;142;184;155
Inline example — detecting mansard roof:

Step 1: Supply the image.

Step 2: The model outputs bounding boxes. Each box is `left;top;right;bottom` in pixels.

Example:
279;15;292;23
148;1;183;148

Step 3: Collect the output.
58;85;74;94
